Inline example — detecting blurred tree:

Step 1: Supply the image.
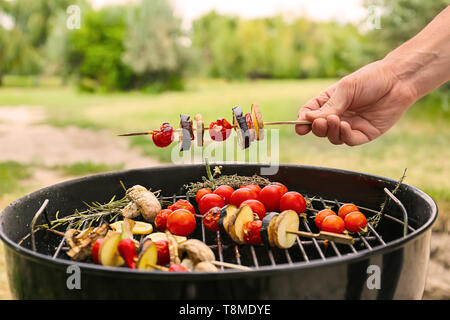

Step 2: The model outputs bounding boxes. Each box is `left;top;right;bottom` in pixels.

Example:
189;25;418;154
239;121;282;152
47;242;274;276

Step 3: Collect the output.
122;0;188;90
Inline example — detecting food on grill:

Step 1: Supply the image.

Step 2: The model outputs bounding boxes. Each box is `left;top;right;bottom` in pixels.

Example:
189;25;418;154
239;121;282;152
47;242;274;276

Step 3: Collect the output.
180;114;194;151
166;209;196;237
338;203;360;220
260;212;279;247
232;106;251;149
240;199;266;220
273;182;288;196
243;220;263;245
272;210;300;248
154;240;170;266
202;207;221;232
218;204;238;244
229;187;259;207
166;230;181;265
178;239;215;265
137;239;158;270
279;191;307;214
152;122;174;148
227;205;254;244
121;202;140;219
245;113;256;142
65;223;109;261
145;232;187;244
123;185;161;222
344;211;367;233
315;209;337;229
194;114;204;147
168;264;189;272
180;258;194;271
154;209;172;232
213;185;234;204
320;215;345;234
209;118;233;141
91;238;103;264
259;184;284;212
98;231;125;267
195;188;212;203
198;193;224;215
194;261;218;272
168;199;195;214
240;184;262;196
118;237;138;269
251;103;264;141
110;220;153;235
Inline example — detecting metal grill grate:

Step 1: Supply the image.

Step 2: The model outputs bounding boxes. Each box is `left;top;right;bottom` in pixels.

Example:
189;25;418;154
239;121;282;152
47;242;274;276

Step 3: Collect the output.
25;188;412;271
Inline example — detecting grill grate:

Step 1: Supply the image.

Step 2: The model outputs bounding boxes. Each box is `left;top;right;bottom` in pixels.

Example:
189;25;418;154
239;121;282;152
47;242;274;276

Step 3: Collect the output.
26;188;413;271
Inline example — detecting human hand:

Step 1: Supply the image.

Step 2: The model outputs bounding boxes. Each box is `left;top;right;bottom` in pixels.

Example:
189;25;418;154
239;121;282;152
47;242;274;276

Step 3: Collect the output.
295;60;418;146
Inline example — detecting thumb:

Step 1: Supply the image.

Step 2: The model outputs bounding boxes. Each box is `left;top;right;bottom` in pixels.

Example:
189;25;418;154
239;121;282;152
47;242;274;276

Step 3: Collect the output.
306;79;354;121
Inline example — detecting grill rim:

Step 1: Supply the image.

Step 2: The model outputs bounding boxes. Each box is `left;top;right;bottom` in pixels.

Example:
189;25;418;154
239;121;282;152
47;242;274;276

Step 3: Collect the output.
0;163;438;278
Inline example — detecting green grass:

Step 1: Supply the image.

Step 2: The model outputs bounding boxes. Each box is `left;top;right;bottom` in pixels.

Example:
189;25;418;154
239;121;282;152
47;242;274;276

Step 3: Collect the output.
0;161;32;196
56;162;125;176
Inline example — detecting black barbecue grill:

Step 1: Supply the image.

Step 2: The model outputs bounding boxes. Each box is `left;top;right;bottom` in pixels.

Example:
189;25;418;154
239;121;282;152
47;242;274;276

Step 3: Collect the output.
0;163;437;299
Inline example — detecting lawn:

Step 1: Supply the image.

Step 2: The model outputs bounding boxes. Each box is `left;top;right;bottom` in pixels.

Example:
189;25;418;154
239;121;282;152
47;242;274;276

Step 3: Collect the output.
1;78;449;230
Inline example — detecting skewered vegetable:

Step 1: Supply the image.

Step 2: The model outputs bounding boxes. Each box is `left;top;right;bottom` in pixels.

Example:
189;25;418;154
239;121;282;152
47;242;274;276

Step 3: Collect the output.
213;185;234;204
272;210;299;248
154;240;170;266
315;209;336;229
321;215;345;234
145;232;187;244
91;238;103;264
209;118;232;141
218;204;238;244
195;261;219;272
279;191;306;214
180;114;194;151
118;237;137;269
243;220;263;244
203;207;221;232
195;188;212;203
110;220;153;235
66;223;109;261
338;203;360;220
98;231;125;267
260;212;279;247
137;239;158;270
198;193;224;215
168;199;195;214
229;187;258;207
154;209;173;232
194;114;204;147
178;239;215;264
228;205;254;244
124;185;161;222
344;211;367;233
232;106;251;149
240;199;266;220
259;184;284;212
152;123;174;148
251;103;264;141
166;209;196;237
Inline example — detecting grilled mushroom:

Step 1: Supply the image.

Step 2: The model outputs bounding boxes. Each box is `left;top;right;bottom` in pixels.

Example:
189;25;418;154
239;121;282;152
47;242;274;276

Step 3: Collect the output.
125;185;161;222
178;239;215;264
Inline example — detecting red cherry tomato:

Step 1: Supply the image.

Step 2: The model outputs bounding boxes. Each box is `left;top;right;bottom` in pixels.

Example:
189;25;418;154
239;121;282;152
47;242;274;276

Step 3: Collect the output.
154;209;173;232
209;118;233;141
243;220;262;244
315;209;336;229
213;185;234;204
338;203;360;220
168;199;195;214
166;209;196;236
195;188;212;203
240;199;266;220
168;264;189;272
321;215;345;234
280;191;306;214
154;240;170;266
240;184;261;196
344;211;367;233
202;207;221;232
259;185;283;212
198;193;225;215
152;123;174;148
272;182;288;195
229;188;258;207
92;238;104;264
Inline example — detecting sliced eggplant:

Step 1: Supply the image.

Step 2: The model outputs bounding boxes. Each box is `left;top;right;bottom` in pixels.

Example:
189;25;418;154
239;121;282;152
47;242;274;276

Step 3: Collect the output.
194;114;204;147
273;210;299;249
218;205;238;244
180;114;193;151
261;212;279;247
232;106;251;149
228;205;254;244
251;103;264;141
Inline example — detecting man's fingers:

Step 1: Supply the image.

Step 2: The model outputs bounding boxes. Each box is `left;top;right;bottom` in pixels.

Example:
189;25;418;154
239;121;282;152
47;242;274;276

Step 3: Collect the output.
295;97;322;136
340;121;370;146
311;118;328;137
326;115;343;145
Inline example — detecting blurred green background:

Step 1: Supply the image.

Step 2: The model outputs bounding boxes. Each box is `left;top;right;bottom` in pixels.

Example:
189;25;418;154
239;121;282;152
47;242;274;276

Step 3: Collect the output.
0;0;449;299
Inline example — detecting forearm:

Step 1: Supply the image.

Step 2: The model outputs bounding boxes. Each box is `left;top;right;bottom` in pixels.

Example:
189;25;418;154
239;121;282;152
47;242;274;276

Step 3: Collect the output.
383;5;450;99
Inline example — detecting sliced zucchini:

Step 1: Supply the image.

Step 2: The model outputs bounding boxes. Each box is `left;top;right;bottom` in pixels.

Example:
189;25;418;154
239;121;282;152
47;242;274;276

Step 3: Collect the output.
194;114;204;147
251;103;264;141
218;205;238;244
261;212;279;247
137;239;158;270
180;114;193;151
98;231;125;267
232;106;251;149
228;205;254;244
273;210;299;249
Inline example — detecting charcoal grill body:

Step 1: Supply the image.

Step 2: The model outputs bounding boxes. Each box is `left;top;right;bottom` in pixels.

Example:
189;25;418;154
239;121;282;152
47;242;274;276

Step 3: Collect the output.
0;164;437;299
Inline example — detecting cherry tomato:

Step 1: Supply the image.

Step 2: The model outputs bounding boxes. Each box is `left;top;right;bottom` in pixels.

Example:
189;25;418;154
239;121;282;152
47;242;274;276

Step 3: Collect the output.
154;209;173;232
338;203;360;220
92;238;104;264
214;185;234;204
321;215;345;234
280;191;307;214
195;188;212;203
240;199;266;220
240;184;261;197
243;220;263;244
273;182;288;195
198;193;225;215
168;199;195;214
209;118;233;141
202;207;221;232
166;209;196;236
168;264;189;272
229;188;259;207
344;211;367;233
315;209;336;229
154;240;170;266
259;185;283;212
152;122;174;148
